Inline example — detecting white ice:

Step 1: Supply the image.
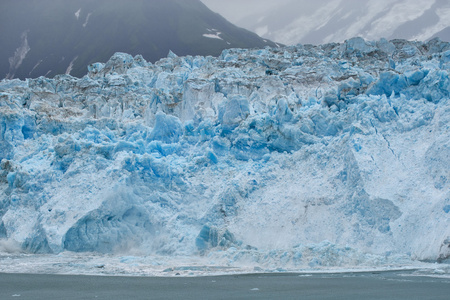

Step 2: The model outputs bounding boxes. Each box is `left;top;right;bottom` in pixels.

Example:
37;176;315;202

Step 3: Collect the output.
0;37;449;275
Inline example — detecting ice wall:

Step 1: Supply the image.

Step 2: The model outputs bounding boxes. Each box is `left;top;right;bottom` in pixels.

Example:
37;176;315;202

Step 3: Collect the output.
0;37;449;268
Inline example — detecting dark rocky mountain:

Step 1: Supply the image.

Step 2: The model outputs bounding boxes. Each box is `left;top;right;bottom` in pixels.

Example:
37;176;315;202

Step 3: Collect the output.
0;0;277;79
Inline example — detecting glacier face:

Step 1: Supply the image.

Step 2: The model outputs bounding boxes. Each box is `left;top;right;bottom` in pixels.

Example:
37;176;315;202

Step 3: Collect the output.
0;37;449;271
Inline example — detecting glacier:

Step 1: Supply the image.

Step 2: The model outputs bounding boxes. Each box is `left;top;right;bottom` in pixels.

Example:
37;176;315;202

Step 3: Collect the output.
0;37;449;275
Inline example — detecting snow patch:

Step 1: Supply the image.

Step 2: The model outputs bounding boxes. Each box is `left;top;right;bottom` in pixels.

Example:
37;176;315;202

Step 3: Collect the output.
65;56;78;75
75;8;81;20
83;12;92;28
203;34;223;40
6;31;31;79
29;60;43;76
203;29;223;40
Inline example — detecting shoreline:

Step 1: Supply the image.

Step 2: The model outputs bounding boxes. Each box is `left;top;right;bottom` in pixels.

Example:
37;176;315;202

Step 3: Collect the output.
1;251;448;279
0;265;443;278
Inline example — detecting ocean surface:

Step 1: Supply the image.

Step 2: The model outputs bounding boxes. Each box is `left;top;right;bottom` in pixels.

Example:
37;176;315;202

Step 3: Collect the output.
1;271;449;300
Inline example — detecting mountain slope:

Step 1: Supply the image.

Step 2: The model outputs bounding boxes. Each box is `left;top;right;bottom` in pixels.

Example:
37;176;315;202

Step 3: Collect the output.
432;26;450;42
0;0;276;79
222;0;450;45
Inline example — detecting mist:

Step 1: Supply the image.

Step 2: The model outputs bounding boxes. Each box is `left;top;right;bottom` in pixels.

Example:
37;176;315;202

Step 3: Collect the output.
201;0;450;45
201;0;292;24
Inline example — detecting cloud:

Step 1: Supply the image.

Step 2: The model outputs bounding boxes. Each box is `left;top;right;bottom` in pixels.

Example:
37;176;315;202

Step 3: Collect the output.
201;0;291;23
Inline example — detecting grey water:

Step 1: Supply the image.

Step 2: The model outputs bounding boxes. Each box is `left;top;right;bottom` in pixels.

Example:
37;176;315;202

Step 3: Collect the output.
1;271;449;300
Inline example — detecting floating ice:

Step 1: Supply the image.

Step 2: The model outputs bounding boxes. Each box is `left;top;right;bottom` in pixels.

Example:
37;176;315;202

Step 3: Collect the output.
0;38;449;272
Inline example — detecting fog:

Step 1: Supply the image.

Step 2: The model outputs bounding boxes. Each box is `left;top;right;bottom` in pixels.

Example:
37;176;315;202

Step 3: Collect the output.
201;0;450;45
201;0;292;24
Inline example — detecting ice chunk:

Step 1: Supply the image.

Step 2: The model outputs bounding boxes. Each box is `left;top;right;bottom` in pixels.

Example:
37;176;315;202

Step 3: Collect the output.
218;96;250;132
342;37;376;57
63;190;155;253
149;112;182;143
195;225;238;253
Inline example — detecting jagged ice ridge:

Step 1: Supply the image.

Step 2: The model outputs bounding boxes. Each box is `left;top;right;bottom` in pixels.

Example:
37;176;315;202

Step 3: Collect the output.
0;37;449;271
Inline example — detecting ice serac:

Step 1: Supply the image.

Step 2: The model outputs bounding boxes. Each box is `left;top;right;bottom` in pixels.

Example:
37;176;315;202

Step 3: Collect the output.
0;38;449;269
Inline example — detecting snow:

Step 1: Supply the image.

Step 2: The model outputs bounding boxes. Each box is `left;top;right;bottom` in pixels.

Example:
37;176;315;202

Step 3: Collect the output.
83;12;92;28
203;29;223;40
367;0;434;41
203;34;223;40
0;38;450;275
412;6;450;42
65;56;78;75
29;60;43;76
6;31;31;80
74;8;81;20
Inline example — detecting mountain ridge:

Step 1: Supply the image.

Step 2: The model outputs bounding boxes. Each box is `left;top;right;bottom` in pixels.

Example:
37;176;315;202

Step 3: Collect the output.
0;0;276;80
